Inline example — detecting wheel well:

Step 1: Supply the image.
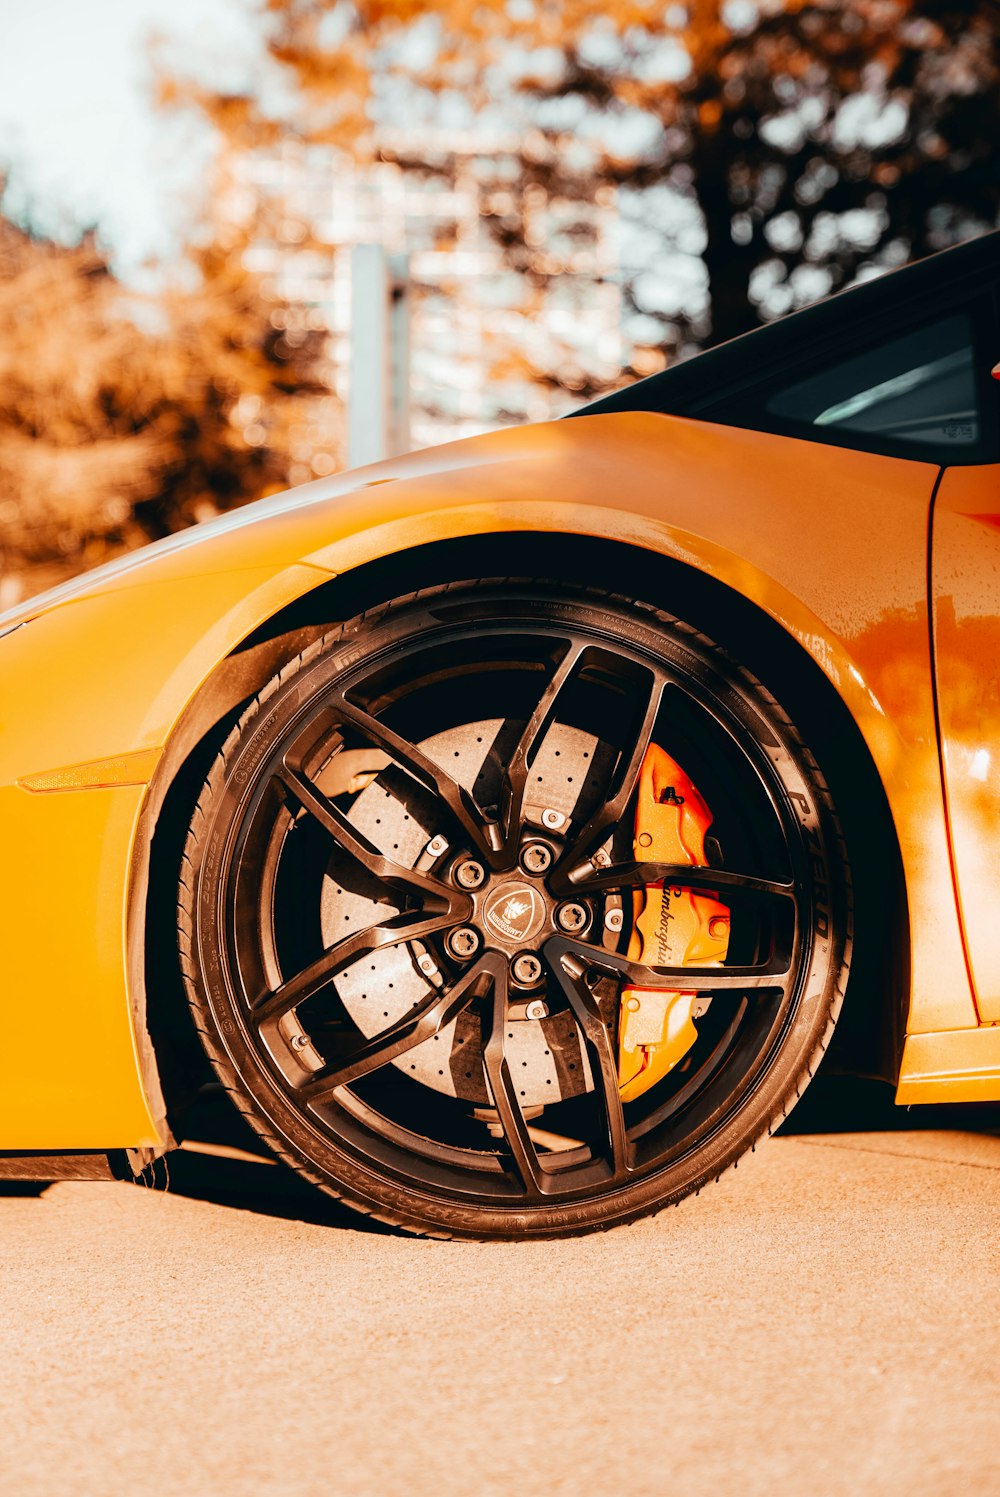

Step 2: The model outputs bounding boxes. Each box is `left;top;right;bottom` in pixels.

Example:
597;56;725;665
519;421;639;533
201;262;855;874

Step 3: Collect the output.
144;530;908;1133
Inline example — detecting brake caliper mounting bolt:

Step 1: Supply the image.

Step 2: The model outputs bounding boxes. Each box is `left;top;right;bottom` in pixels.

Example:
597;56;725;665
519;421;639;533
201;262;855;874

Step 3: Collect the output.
426;834;449;858
520;841;553;875
454;859;486;889
511;953;543;986
447;926;480;959
556;901;589;934
525;999;548;1021
541;808;566;831
604;908;624;933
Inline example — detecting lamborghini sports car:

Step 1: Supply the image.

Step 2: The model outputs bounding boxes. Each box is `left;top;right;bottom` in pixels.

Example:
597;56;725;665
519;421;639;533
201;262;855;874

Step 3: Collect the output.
1;231;998;1239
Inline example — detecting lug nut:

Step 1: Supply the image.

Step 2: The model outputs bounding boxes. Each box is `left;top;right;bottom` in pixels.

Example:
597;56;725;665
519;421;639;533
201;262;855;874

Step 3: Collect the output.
556;901;589;934
511;953;543;986
604;908;624;933
447;926;480;959
454;859;486;889
520;841;553;875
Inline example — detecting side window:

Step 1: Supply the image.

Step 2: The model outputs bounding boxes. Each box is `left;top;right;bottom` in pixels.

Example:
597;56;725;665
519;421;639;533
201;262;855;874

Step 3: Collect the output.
764;314;980;450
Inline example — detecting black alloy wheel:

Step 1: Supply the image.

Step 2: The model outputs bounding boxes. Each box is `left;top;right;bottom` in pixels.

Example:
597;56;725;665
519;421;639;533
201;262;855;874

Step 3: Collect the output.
178;581;852;1239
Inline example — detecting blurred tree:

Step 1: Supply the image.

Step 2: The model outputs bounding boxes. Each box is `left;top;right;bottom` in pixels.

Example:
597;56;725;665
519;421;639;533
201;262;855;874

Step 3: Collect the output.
206;0;999;360
0;196;326;604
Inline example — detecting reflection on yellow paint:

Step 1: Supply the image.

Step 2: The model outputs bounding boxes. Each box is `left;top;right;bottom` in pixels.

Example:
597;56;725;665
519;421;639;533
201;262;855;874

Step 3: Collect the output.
931;464;1000;1022
969;748;990;783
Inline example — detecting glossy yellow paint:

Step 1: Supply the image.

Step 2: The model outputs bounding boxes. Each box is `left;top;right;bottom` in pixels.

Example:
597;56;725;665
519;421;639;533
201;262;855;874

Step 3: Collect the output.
0;411;986;1147
0;564;325;1146
0;783;160;1147
931;463;1000;1023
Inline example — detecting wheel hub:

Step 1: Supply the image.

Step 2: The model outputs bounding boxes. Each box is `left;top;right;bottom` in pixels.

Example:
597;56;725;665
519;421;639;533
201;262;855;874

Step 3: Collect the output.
479;879;548;948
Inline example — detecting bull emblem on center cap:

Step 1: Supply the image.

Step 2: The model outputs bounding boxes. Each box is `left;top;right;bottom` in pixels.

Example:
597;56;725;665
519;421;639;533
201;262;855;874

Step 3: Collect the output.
483;883;545;943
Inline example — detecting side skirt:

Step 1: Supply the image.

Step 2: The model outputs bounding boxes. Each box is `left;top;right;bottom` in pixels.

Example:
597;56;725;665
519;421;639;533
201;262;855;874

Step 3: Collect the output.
0;1148;162;1181
896;1027;1000;1104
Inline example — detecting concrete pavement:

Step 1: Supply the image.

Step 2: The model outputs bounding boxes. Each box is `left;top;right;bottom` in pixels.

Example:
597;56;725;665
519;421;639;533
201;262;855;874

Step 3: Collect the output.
2;1121;998;1497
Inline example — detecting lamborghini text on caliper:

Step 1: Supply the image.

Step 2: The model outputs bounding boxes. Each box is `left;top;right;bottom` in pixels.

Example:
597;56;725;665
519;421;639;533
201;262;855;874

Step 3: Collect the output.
618;745;730;1101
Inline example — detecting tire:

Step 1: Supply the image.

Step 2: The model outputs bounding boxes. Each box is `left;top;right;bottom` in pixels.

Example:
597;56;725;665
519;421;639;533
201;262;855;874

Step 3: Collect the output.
178;580;851;1239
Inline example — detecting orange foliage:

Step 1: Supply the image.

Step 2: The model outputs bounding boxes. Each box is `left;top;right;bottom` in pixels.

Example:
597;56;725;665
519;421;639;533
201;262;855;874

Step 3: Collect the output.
0;205;326;605
228;0;999;351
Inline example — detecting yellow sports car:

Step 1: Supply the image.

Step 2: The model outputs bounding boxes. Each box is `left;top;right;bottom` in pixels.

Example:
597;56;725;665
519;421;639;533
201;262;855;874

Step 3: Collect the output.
1;231;997;1238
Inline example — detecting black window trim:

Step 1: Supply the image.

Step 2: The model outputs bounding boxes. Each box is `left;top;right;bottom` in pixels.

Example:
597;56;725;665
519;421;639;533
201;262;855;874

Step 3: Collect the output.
573;230;1000;468
689;285;1000;467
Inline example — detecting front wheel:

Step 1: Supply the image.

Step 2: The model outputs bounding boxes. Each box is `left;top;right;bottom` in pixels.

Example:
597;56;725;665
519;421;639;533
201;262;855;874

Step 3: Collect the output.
178;582;851;1239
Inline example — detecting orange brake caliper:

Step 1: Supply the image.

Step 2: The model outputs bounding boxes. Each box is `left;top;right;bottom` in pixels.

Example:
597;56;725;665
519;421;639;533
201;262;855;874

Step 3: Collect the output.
617;744;730;1102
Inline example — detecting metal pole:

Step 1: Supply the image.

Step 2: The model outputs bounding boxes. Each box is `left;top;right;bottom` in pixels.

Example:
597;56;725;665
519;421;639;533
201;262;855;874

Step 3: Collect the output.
388;251;411;460
349;244;410;468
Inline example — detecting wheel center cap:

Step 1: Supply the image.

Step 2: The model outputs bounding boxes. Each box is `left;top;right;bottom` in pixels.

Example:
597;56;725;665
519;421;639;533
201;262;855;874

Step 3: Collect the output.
482;882;547;946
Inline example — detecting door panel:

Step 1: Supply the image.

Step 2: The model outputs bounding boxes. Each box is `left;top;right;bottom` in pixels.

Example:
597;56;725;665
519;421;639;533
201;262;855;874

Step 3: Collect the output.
932;463;1000;1021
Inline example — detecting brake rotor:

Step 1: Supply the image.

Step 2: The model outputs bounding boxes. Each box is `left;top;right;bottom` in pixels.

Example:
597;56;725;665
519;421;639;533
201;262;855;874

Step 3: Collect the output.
319;717;599;1106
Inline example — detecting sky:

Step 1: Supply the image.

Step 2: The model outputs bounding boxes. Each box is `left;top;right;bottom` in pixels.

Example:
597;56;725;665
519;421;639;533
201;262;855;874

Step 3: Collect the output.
0;0;258;273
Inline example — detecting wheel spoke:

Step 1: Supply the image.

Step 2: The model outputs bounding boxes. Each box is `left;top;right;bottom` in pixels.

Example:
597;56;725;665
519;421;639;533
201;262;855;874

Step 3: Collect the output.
299;955;492;1103
252;910;456;1027
497;640;586;851
329;692;504;864
558;669;666;871
277;759;465;910
480;954;548;1197
564;860;795;908
544;933;793;994
546;942;629;1180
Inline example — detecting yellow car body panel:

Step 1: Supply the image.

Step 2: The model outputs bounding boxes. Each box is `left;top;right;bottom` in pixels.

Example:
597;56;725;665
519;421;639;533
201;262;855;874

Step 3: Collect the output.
0;782;160;1147
930;462;1000;1023
895;1026;1000;1106
0;411;986;1148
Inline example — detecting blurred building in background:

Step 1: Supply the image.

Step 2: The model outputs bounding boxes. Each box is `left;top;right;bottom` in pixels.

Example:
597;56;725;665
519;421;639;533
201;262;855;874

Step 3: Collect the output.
234;133;623;468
